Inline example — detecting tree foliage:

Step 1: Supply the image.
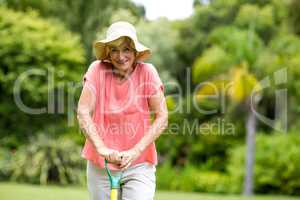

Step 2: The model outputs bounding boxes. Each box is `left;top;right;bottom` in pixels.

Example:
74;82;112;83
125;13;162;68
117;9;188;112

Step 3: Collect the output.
0;0;145;61
0;7;85;147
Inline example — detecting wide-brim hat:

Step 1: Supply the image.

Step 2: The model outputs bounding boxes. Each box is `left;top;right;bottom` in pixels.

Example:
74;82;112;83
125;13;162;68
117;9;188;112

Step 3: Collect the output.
93;21;151;62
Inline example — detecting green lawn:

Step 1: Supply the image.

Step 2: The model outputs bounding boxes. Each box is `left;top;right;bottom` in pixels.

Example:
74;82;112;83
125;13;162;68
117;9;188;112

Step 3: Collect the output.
0;182;299;200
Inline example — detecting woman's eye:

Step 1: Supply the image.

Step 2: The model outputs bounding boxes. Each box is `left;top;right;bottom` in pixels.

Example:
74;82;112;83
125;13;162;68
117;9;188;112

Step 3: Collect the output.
111;49;118;52
124;48;130;52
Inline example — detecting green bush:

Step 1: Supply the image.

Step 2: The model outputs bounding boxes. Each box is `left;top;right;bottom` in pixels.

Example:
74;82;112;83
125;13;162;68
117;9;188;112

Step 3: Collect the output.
0;6;85;148
156;163;179;190
0;147;13;180
194;171;231;193
156;163;230;193
227;132;300;195
10;134;85;185
157;97;242;171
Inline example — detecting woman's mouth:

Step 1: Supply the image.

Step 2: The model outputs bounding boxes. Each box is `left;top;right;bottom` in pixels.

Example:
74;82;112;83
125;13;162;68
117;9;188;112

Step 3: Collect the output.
116;60;128;65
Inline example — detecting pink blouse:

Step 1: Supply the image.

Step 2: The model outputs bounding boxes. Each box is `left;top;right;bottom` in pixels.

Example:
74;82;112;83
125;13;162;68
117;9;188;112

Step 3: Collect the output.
81;60;164;170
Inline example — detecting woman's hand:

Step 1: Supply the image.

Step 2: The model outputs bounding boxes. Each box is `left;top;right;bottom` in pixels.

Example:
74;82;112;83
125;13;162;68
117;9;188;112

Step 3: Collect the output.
97;147;122;165
119;148;141;170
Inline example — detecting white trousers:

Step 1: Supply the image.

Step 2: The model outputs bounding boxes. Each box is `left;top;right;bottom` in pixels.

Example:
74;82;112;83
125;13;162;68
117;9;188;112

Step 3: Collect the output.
87;160;156;200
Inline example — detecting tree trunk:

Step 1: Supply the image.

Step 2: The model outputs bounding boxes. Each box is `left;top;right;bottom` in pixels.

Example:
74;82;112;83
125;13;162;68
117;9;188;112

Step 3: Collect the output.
243;109;256;196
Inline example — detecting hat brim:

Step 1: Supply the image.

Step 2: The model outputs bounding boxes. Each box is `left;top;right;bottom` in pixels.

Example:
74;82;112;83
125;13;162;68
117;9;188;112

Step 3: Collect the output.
93;36;151;62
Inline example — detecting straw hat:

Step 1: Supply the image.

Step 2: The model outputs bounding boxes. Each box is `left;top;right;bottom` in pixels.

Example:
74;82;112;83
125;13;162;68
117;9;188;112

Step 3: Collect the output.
93;21;151;62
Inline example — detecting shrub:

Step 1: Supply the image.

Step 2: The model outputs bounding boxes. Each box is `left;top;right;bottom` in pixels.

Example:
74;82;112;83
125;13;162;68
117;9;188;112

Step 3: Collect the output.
156;162;179;190
157;96;241;171
193;171;231;193
0;147;13;180
227;132;300;195
10;134;85;185
156;163;230;193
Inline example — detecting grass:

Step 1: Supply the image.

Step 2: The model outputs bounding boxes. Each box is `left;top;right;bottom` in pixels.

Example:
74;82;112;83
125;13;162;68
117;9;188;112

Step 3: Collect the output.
0;182;299;200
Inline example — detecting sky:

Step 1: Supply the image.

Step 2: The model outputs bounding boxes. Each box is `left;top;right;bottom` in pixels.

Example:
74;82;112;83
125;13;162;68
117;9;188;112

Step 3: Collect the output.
130;0;194;20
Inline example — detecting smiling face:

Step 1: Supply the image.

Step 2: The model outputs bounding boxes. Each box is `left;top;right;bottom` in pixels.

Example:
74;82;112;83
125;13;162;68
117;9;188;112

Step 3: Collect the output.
108;37;136;76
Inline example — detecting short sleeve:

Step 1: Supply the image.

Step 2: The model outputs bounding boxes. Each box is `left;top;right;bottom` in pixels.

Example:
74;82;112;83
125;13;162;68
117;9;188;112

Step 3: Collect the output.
144;64;164;97
82;61;99;95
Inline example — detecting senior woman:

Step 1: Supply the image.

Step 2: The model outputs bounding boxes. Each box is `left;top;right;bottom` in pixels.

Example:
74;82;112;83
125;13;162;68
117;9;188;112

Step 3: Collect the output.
77;21;168;200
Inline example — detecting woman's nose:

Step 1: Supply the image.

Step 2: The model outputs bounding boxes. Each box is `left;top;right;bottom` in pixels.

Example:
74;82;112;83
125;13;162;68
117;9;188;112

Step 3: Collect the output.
117;52;126;60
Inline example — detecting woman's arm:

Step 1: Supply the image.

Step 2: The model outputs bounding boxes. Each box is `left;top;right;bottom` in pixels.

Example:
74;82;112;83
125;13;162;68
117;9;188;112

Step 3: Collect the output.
77;86;121;164
120;90;168;169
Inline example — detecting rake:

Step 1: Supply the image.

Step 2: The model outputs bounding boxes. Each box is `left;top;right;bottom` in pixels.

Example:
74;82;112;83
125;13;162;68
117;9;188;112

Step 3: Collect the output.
104;159;123;200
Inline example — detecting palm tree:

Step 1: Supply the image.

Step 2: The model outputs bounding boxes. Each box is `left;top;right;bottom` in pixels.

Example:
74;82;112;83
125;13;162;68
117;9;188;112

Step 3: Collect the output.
229;65;261;196
193;23;263;196
195;63;261;196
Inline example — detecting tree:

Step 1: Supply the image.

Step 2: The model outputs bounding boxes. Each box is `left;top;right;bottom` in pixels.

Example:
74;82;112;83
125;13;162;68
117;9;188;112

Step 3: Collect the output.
136;19;181;93
193;26;263;196
287;0;300;35
0;7;85;147
176;0;244;89
234;4;277;42
255;33;300;131
0;0;145;61
229;65;261;195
